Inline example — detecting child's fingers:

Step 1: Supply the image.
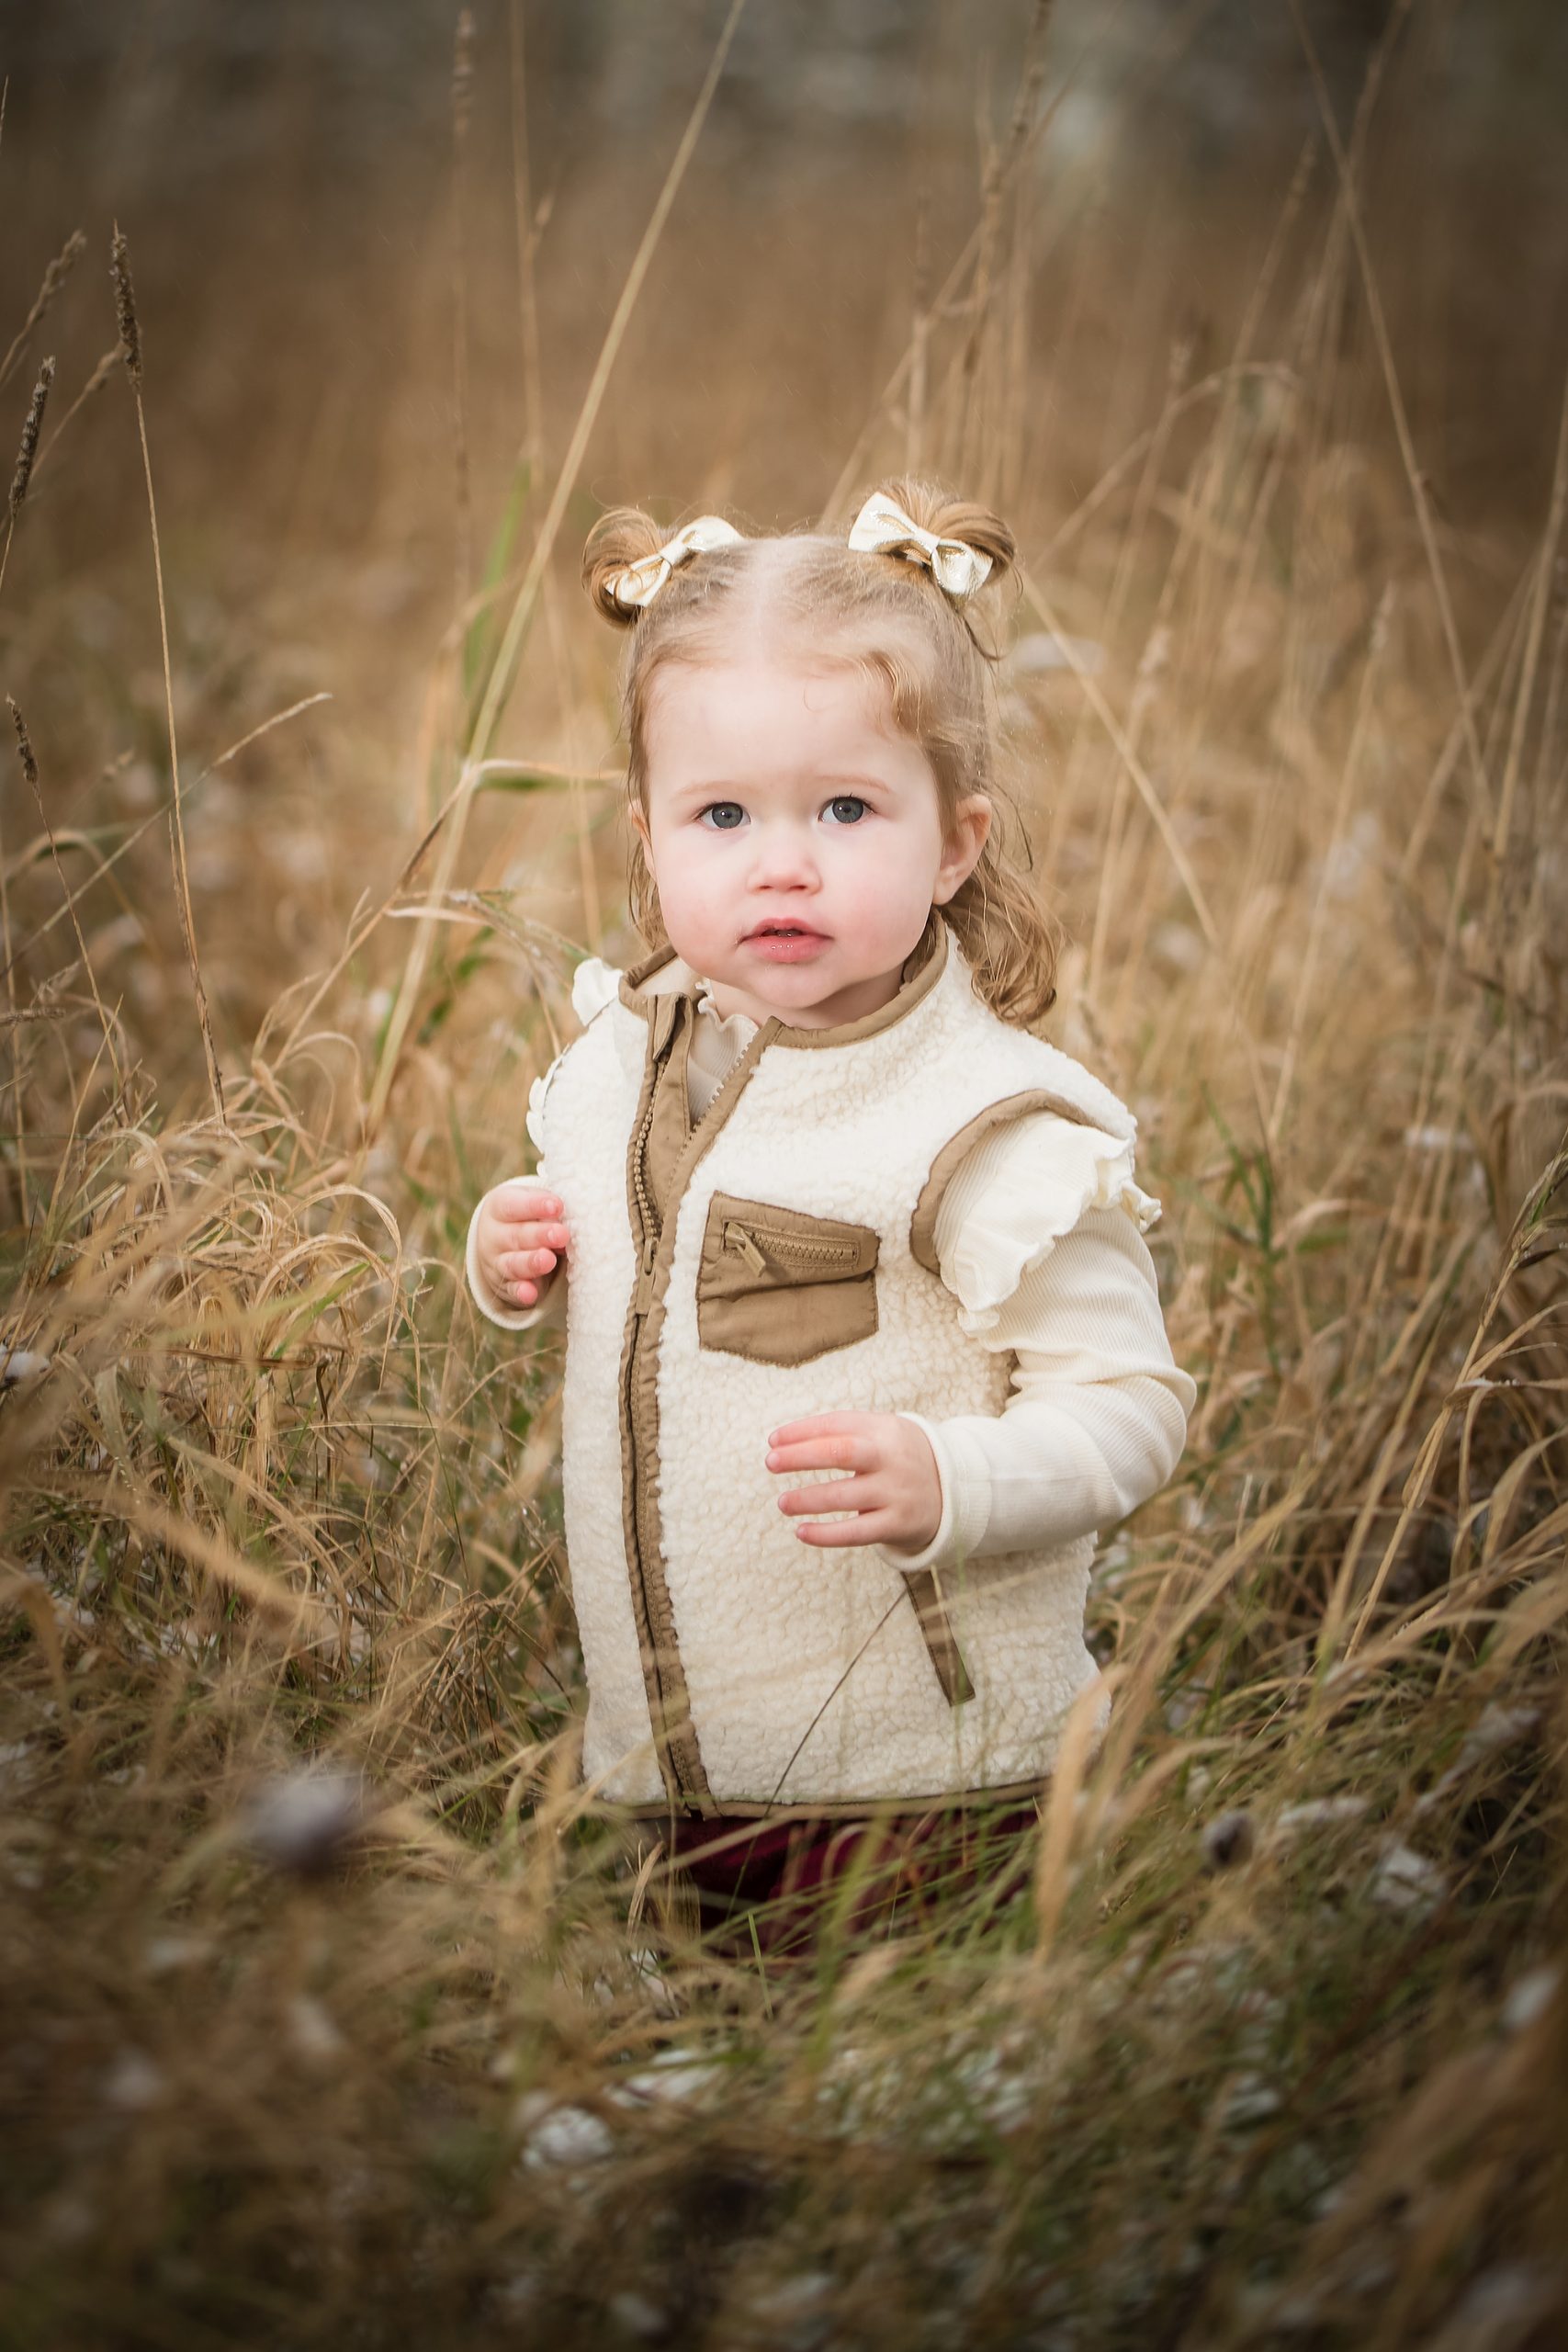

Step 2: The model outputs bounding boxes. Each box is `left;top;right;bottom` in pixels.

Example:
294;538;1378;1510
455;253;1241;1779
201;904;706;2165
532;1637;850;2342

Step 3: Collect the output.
765;1431;877;1475
768;1411;874;1446
500;1227;567;1264
502;1248;558;1281
477;1206;564;1288
792;1510;901;1548
489;1187;562;1226
490;1220;569;1259
776;1475;879;1519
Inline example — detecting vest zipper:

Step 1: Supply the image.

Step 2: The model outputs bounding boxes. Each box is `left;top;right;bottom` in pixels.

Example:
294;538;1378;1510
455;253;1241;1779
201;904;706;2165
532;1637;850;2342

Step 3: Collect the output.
628;1056;662;1314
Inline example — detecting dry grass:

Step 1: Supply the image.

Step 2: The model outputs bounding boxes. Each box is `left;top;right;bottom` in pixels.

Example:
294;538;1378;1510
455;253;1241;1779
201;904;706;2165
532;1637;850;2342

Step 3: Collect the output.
2;11;1565;2349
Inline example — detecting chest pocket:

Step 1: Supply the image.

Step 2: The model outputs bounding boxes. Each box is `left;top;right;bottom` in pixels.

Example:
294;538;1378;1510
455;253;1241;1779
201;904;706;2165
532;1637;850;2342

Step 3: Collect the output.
695;1192;880;1366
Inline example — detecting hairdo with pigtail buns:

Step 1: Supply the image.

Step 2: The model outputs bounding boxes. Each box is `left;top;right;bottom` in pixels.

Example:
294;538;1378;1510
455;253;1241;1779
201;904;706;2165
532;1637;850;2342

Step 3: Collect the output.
582;477;1057;1026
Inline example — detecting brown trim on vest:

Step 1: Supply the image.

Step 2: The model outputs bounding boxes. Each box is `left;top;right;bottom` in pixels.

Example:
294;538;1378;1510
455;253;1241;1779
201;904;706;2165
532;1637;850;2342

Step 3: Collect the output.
902;1567;976;1705
617;1000;782;1817
624;1770;1051;1826
908;1088;1104;1276
618;943;688;1005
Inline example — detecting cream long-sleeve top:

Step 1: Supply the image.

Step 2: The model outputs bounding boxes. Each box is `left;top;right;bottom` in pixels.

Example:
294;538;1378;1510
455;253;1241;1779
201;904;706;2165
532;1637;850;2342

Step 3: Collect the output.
467;965;1195;1579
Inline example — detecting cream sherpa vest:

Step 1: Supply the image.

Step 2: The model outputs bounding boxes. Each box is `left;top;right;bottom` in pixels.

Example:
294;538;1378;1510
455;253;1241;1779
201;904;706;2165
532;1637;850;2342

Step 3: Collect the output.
534;917;1136;1815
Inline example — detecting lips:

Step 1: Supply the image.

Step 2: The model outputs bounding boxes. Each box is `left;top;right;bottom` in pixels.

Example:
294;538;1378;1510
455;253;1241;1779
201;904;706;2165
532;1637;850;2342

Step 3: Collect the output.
742;921;829;962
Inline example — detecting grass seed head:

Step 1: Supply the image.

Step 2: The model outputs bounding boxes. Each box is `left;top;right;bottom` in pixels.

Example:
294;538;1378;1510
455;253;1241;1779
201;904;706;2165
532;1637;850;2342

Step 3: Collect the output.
8;354;55;521
6;693;39;787
110;224;142;386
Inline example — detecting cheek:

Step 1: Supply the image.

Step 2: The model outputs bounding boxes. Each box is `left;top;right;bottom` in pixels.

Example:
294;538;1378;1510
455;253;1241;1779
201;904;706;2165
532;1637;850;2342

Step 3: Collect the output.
644;831;728;931
836;829;938;917
649;831;697;892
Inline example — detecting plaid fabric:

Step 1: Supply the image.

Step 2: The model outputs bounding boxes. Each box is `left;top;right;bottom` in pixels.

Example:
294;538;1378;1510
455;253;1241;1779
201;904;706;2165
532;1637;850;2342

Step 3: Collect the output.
661;1800;1043;1957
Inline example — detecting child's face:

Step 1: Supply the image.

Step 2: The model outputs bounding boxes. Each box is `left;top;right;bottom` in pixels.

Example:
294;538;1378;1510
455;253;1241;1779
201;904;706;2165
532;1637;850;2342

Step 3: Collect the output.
631;657;989;1028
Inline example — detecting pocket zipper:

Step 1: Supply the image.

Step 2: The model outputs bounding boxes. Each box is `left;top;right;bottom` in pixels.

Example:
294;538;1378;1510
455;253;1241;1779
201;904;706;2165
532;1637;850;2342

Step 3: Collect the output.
723;1222;767;1274
723;1219;860;1274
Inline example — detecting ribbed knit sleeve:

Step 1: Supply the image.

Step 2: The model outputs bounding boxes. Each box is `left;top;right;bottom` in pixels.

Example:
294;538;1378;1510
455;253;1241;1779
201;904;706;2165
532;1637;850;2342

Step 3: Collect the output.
881;1114;1194;1576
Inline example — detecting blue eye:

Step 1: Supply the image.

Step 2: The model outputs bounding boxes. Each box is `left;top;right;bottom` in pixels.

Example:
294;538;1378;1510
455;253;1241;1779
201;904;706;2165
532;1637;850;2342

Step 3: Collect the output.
824;796;868;825
700;802;746;831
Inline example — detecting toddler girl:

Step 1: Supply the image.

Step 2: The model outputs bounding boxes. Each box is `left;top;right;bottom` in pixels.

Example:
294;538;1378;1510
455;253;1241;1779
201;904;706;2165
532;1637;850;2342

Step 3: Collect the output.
468;480;1194;1945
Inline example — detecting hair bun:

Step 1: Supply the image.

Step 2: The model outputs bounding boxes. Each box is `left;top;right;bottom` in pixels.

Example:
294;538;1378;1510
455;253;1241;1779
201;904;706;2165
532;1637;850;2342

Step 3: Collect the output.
582;506;669;628
859;475;1017;593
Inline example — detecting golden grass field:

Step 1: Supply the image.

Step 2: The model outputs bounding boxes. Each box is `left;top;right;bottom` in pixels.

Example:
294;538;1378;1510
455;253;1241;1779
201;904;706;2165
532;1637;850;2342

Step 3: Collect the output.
2;5;1565;2346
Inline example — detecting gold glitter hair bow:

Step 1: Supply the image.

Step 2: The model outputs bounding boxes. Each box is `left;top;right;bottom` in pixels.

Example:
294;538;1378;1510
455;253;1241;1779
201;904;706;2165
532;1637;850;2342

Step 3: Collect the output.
846;492;993;600
602;516;744;613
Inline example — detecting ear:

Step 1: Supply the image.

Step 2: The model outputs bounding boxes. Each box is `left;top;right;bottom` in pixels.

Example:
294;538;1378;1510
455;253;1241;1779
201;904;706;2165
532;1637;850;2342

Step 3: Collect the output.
627;800;654;872
932;794;992;906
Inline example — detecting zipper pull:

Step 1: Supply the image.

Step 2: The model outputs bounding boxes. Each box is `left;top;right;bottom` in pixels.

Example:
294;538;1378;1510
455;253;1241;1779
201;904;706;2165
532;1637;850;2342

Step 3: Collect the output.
725;1222;767;1275
633;1234;658;1315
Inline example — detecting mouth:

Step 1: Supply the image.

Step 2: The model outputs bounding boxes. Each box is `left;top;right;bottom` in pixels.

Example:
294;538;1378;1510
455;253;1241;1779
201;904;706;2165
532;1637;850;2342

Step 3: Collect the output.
742;919;829;963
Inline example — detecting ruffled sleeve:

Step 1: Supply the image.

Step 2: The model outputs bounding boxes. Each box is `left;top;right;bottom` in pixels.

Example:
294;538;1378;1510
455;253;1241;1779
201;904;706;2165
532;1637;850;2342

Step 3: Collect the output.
570;955;622;1028
933;1112;1161;1336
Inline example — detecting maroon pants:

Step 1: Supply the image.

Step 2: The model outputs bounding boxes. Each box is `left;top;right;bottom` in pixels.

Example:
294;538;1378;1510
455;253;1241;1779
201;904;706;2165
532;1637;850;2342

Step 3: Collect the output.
660;1801;1043;1958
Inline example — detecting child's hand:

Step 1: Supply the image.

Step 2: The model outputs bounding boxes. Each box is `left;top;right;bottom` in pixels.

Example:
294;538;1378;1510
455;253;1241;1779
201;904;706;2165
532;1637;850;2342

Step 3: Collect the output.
765;1412;942;1555
472;1182;570;1312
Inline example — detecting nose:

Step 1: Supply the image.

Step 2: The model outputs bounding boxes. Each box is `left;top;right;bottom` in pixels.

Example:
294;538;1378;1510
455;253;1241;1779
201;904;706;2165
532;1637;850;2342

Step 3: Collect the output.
747;817;819;890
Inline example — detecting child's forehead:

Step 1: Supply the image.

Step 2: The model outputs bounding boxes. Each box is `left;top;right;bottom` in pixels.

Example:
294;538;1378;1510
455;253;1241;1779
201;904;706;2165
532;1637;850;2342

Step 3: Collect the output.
644;653;901;760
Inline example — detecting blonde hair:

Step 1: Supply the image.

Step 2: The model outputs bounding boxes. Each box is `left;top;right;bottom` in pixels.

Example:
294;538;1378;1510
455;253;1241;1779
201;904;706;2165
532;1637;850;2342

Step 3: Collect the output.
581;476;1059;1025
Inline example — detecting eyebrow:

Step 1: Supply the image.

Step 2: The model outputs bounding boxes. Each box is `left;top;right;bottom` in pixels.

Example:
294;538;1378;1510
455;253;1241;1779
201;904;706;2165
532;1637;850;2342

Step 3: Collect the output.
664;773;897;806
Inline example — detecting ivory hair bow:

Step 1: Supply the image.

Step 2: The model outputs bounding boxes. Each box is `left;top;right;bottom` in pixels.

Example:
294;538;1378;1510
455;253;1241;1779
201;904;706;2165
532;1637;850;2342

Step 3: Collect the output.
602;516;743;612
847;492;993;599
